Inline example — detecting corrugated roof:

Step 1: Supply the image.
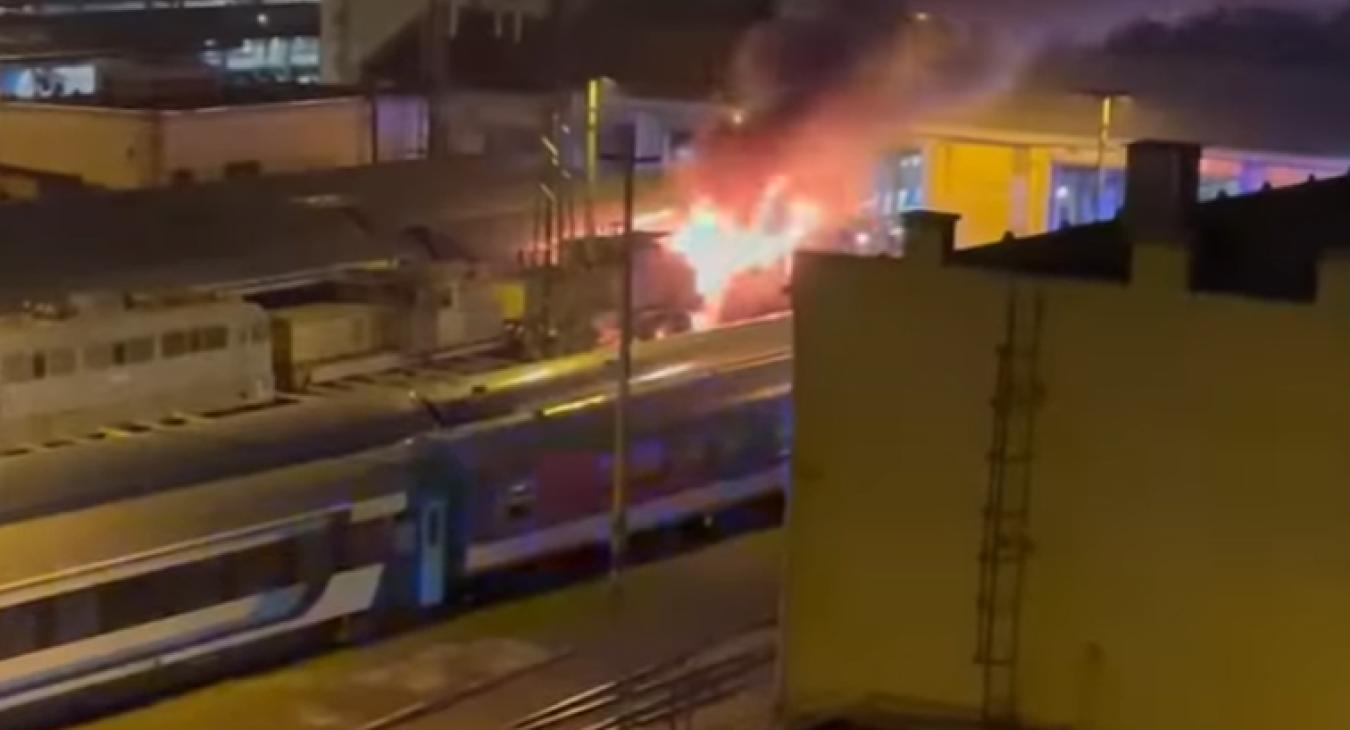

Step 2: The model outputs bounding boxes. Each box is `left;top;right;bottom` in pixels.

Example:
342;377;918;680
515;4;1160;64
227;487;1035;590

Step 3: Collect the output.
0;157;538;307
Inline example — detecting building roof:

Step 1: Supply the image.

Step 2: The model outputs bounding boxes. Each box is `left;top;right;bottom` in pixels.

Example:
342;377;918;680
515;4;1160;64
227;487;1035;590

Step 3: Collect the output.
948;170;1350;302
926;54;1350;162
0;156;538;308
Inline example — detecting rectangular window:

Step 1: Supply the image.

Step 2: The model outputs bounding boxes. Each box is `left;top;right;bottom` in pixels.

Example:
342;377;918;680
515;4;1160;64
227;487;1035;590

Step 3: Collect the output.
1199;176;1241;201
51;591;99;645
342;520;395;568
0;603;43;660
875;150;925;216
124;337;154;364
46;348;75;377
161;331;190;358
232;539;296;595
194;326;229;353
1049;164;1125;230
84;343;113;371
2;352;33;383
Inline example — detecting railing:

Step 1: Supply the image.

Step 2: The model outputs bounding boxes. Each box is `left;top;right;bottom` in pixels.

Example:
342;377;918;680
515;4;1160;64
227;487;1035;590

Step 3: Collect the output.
511;634;775;730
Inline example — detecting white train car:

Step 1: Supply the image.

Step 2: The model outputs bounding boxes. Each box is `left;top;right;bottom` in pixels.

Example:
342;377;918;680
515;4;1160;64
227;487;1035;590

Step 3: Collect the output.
0;356;791;728
0;294;274;447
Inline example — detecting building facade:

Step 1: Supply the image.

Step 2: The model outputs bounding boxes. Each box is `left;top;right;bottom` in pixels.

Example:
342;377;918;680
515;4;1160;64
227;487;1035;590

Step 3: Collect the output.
783;141;1350;729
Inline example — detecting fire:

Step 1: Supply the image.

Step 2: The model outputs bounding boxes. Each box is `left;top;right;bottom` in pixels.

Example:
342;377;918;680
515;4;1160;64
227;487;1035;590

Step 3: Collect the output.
663;176;825;327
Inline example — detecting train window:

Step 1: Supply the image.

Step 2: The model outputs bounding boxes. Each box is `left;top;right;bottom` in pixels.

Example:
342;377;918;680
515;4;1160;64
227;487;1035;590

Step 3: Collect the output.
503;482;535;522
99;576;152;631
1;352;33;382
84;343;114;370
46;348;75;377
0;603;43;659
162;331;190;358
161;558;229;615
51;590;99;645
342;519;395;568
123;337;155;364
232;539;297;595
194;326;229;352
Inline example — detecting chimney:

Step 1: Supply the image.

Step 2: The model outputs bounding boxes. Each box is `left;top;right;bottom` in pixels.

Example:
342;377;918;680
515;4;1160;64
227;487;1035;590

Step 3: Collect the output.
900;210;960;267
1123;140;1201;247
1123;141;1201;293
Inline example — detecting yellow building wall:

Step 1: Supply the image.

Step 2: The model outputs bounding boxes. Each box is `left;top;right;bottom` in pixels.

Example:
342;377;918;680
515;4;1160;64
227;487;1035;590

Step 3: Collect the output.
926;141;1024;248
160;98;371;184
786;243;1350;729
0;104;156;189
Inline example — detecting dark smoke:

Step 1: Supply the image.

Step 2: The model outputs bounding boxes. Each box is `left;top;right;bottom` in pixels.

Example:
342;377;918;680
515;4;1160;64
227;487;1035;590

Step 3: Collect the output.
732;0;912;129
1103;5;1350;68
920;0;1348;43
682;0;1003;223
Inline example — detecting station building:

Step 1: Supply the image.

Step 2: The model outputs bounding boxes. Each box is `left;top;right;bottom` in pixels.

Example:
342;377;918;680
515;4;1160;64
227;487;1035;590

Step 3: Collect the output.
783;140;1350;729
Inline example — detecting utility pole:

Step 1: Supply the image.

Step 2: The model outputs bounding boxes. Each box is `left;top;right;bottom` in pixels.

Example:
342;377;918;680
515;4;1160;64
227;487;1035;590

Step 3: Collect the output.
424;0;451;160
610;122;636;588
604;122;659;591
1089;90;1127;221
585;77;603;239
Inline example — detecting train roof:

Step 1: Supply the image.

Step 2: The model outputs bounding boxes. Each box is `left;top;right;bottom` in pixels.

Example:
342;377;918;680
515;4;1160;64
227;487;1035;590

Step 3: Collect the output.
0;439;419;588
0;156;537;309
0;317;789;526
0;357;790;587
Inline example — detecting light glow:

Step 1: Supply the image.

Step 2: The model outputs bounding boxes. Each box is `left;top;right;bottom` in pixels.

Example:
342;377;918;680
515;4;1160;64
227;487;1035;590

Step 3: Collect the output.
663;176;825;327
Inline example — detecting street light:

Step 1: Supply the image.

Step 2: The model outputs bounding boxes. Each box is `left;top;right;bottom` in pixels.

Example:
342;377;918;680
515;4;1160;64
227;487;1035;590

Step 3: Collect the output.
1082;89;1129;221
584;77;618;241
598;113;660;595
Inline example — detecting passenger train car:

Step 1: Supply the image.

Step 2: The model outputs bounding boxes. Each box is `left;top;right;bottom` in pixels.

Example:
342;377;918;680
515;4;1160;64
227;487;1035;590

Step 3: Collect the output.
0;248;715;451
0;315;789;527
0;355;791;727
0;294;273;447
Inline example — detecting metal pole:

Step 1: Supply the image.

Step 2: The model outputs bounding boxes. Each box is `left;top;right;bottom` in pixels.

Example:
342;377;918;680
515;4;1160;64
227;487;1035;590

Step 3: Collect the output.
610;123;637;588
585;78;602;239
1094;94;1114;221
425;0;450;160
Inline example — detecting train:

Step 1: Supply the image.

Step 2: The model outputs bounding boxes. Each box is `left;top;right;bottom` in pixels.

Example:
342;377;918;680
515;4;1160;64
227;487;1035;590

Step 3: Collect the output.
0;353;791;728
0;237;705;449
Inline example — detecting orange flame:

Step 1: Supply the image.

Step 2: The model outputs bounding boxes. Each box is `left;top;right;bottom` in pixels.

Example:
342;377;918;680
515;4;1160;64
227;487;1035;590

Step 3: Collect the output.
663;175;825;327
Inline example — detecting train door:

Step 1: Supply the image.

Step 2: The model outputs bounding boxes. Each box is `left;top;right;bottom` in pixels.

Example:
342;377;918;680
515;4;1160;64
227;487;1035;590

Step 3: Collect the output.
403;438;472;611
417;497;447;608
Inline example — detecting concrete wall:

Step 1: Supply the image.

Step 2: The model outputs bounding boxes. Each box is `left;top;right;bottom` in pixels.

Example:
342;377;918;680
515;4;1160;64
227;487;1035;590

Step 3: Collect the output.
160;98;372;184
0;103;156;189
785;238;1350;728
0;98;372;189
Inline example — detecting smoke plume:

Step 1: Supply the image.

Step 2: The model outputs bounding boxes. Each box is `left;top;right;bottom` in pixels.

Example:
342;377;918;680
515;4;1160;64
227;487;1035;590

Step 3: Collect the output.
679;0;1002;227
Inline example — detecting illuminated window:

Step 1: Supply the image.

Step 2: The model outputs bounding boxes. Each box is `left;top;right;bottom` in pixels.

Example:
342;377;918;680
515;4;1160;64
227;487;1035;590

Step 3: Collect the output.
876;150;925;215
1198;176;1241;201
1049;164;1124;229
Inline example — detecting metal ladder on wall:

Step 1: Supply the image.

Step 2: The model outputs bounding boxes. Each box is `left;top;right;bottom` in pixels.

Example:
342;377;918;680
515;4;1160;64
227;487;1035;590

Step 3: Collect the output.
975;289;1046;728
